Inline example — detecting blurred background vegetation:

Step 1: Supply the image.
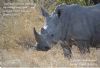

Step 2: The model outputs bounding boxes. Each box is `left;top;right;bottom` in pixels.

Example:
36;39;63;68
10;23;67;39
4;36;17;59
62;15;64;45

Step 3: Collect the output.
0;0;99;12
29;0;94;12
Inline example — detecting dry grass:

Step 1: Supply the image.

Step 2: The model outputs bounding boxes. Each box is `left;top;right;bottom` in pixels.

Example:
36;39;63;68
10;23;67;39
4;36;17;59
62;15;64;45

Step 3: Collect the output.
0;5;43;49
0;5;100;67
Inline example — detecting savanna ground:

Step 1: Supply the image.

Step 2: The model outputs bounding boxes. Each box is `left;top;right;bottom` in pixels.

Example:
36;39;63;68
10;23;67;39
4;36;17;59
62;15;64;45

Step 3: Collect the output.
0;4;100;68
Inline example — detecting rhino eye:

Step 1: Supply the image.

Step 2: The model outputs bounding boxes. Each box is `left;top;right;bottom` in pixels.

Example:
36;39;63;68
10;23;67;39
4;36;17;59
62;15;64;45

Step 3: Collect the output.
51;34;54;37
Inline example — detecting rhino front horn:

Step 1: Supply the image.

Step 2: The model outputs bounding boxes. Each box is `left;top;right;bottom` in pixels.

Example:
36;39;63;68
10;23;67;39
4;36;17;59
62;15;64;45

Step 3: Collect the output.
33;27;42;43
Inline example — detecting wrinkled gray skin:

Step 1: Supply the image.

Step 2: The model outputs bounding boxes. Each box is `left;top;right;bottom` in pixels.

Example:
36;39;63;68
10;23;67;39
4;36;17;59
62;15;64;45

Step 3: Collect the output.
34;4;100;58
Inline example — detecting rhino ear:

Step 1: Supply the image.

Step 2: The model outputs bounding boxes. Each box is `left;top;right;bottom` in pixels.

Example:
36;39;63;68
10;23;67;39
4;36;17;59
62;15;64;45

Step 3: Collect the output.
41;7;49;17
57;9;61;18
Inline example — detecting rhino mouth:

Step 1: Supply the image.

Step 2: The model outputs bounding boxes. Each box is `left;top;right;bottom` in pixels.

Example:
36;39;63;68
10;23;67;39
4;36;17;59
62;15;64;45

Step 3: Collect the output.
36;43;51;51
33;27;51;51
36;47;50;51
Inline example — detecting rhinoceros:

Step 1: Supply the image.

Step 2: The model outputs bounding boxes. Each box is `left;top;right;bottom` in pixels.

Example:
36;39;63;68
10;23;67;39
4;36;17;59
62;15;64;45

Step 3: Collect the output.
33;4;100;58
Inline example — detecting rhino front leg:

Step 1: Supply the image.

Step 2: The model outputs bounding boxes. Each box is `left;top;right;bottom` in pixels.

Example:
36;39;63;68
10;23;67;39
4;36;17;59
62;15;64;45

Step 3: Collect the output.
77;40;90;54
63;47;72;59
60;41;72;59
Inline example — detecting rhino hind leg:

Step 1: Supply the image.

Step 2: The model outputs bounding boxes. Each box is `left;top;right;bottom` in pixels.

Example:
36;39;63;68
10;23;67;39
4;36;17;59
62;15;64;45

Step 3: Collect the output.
92;41;100;49
77;40;90;54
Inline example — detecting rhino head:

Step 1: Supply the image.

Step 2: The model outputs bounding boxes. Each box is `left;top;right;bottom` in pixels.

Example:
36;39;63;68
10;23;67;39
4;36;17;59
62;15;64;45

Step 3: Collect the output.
33;8;61;51
33;6;65;51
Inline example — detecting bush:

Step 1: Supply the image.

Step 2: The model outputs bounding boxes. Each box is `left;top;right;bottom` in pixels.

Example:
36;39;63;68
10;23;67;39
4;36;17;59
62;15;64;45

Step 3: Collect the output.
56;0;92;6
34;0;93;13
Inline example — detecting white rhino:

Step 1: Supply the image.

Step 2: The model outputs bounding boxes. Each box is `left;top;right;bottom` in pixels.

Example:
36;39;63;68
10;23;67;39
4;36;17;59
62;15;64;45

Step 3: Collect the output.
33;4;100;58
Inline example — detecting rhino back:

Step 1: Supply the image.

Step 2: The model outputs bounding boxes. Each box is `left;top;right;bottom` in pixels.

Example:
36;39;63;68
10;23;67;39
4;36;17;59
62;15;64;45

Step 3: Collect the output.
61;4;100;41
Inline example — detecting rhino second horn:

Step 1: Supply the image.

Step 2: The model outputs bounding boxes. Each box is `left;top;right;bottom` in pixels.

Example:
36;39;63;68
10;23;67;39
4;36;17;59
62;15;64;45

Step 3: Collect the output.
33;27;42;43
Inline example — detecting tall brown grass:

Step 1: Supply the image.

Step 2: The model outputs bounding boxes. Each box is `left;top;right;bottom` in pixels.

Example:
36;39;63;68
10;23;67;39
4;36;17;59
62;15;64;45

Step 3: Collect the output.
0;5;44;49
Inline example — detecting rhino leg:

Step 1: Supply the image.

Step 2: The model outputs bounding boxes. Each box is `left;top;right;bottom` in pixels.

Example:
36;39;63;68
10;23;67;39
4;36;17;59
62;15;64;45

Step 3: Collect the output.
60;41;72;59
63;47;72;59
77;40;90;54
